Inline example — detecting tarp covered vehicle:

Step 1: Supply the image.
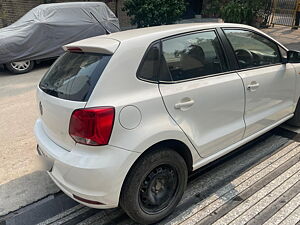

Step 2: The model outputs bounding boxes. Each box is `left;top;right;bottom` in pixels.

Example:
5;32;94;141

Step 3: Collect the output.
0;2;120;74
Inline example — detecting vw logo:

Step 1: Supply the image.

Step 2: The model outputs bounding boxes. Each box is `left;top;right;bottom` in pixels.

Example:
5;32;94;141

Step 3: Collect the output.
39;102;43;116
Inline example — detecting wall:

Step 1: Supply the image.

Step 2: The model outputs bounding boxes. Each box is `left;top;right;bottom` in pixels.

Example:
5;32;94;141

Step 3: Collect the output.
0;0;41;27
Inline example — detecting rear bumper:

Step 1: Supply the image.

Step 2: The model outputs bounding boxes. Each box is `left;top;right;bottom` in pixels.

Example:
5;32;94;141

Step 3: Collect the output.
34;119;140;208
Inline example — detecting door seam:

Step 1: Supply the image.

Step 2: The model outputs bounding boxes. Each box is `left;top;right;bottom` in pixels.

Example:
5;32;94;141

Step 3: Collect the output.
236;71;247;139
157;83;202;158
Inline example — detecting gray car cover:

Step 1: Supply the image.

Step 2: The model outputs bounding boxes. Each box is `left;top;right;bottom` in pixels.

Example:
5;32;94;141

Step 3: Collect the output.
0;2;120;64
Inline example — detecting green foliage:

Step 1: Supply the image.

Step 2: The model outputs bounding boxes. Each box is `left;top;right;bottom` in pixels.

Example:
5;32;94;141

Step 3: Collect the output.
220;0;269;25
202;0;222;18
221;1;253;24
123;0;186;27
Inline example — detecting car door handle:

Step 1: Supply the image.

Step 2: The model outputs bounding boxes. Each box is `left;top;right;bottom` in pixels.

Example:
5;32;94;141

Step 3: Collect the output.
247;82;260;91
174;99;195;110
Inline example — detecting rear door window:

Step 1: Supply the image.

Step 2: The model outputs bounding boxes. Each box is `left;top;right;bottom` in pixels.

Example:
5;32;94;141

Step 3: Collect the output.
39;52;111;101
160;30;228;82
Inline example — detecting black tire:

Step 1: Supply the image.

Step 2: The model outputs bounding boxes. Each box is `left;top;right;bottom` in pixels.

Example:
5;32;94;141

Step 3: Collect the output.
120;148;188;224
288;98;300;126
5;60;34;74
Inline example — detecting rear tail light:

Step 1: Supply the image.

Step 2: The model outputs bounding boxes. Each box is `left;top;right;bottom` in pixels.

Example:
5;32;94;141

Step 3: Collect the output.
69;107;115;146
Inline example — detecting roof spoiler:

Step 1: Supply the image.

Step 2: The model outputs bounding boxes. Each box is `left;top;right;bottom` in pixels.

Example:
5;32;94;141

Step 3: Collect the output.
63;37;120;55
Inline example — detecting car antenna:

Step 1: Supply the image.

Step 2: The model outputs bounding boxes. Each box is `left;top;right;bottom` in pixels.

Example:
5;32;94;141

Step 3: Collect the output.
90;12;111;34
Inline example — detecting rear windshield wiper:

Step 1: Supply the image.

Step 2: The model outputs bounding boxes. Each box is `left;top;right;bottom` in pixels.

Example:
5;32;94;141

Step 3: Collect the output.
40;84;64;97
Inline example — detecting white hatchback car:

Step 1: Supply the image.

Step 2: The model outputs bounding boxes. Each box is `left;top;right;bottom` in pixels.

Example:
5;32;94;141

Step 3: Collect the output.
35;23;300;224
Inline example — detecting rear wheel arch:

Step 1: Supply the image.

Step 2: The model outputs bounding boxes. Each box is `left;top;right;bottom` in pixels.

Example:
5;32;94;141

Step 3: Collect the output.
120;139;193;195
119;140;191;223
143;139;193;173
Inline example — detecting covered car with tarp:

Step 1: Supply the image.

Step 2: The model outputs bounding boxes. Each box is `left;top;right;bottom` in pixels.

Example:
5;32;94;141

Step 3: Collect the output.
0;2;120;74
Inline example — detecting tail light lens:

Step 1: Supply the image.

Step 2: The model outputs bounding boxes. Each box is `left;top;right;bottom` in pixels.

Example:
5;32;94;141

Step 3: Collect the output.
69;107;115;146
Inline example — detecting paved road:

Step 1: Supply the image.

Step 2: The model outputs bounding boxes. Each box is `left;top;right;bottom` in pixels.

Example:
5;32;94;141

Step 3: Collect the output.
0;62;51;185
263;26;300;51
33;128;299;225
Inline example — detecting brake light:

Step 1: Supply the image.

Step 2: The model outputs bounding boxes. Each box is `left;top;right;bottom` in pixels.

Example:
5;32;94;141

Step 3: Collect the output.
69;107;115;146
67;47;83;53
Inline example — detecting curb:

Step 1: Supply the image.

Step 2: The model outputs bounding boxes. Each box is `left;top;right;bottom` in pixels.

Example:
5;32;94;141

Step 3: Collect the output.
0;171;59;217
0;192;78;225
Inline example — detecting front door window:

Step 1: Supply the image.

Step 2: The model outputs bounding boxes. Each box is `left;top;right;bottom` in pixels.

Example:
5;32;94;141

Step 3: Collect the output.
224;29;281;69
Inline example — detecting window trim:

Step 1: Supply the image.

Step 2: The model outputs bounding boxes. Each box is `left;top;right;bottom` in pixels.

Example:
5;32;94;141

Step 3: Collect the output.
221;27;285;71
216;27;240;71
136;41;160;84
158;29;230;83
39;52;111;102
158;70;239;84
136;26;289;85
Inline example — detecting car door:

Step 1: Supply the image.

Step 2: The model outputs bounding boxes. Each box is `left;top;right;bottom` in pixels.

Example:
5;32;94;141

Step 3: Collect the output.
159;30;245;158
223;29;296;138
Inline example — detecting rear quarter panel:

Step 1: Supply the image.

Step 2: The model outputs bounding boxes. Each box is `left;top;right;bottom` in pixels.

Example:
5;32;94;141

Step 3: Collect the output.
85;39;200;163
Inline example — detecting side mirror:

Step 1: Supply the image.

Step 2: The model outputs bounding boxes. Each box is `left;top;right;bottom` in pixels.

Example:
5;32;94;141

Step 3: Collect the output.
287;50;300;63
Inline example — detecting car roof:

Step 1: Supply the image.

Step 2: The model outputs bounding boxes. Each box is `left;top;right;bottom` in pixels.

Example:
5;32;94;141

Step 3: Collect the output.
66;23;285;53
106;23;253;42
71;23;260;45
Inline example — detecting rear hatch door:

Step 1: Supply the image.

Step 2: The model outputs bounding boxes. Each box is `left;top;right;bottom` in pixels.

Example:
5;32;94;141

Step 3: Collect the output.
37;39;118;151
37;89;85;151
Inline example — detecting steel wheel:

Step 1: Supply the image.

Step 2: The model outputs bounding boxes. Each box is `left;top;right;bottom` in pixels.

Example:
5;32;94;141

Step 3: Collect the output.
120;149;188;224
139;164;178;214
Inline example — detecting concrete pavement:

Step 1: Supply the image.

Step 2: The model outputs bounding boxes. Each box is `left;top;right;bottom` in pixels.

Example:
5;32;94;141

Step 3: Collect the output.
23;128;298;225
262;25;300;50
0;62;59;218
169;139;300;225
0;171;58;216
0;64;47;185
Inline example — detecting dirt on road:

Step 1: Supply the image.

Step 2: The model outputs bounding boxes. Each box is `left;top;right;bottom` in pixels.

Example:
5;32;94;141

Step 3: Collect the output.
0;65;50;185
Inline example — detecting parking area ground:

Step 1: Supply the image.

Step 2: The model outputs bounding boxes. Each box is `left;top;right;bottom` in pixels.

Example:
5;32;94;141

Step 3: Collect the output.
171;139;300;225
13;128;297;225
262;25;300;50
0;62;51;185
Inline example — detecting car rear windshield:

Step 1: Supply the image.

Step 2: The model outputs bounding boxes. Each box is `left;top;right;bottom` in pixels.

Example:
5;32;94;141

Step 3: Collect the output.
39;52;111;102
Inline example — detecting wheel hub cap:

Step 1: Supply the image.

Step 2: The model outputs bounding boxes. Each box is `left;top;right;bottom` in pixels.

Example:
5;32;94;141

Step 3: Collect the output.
10;60;31;71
